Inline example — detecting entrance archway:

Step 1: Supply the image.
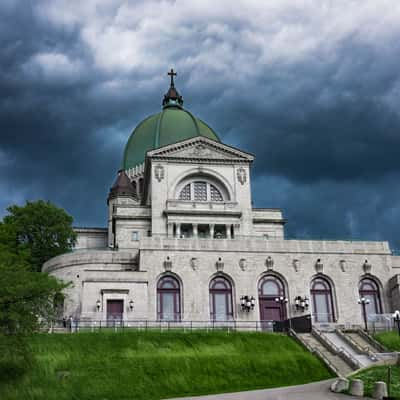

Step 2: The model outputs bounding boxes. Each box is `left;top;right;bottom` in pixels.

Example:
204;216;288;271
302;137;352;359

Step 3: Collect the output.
258;275;287;323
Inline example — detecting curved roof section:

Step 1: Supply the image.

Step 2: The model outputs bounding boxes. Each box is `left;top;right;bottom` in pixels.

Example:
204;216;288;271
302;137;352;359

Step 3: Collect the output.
121;69;220;170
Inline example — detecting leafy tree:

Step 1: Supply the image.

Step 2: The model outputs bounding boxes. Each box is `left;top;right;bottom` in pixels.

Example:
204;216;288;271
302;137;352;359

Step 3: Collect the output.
0;204;72;379
3;200;77;271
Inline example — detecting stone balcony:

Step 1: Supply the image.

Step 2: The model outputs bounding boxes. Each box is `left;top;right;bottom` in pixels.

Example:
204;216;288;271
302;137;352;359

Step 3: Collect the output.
165;199;241;217
140;235;391;255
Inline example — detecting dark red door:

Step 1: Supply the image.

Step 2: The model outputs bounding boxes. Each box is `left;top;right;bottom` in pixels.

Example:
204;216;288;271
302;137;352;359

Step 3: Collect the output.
259;298;285;330
107;300;123;326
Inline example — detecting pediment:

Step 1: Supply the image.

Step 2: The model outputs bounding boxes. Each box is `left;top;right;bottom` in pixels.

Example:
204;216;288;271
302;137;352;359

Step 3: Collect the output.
146;136;254;163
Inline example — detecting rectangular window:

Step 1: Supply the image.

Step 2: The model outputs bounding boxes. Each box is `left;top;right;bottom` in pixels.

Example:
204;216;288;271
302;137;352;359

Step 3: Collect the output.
194;182;207;201
131;231;139;241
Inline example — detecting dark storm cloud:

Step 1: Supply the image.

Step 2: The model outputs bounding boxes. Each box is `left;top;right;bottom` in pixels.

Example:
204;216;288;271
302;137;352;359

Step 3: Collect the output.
1;0;400;249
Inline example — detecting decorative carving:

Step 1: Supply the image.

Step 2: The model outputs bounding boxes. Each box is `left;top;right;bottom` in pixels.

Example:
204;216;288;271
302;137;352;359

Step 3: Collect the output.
266;256;274;270
163;256;172;271
339;260;346;272
192;144;211;157
315;258;323;273
237;167;247;185
190;258;199;271
363;259;372;274
239;258;247;271
293;259;300;272
216;257;224;271
154;165;164;182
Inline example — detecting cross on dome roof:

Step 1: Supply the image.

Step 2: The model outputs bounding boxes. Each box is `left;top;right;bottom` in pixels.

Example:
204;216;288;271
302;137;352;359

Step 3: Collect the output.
162;68;183;108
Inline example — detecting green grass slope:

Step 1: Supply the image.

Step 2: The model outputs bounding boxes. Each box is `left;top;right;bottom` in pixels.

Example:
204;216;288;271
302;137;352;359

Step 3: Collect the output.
374;331;400;351
1;330;332;400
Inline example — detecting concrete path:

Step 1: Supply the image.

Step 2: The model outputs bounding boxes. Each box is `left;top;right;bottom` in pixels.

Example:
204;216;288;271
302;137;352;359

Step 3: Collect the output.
166;379;371;400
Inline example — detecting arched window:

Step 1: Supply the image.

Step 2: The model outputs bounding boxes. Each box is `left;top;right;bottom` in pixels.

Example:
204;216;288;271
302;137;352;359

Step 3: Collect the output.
209;276;233;321
310;277;335;323
157;276;181;321
179;181;224;202
359;278;382;317
258;276;286;321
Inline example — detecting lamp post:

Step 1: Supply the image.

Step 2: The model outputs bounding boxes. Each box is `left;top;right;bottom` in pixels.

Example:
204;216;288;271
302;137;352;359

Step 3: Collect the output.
275;296;288;319
358;297;370;332
96;299;101;312
393;310;400;336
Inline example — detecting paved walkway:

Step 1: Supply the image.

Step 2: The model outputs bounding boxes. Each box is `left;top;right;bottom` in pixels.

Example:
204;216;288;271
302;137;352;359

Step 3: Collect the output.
166;379;371;400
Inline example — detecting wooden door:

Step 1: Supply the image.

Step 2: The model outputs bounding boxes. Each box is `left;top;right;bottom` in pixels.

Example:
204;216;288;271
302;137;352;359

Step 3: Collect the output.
259;298;285;330
107;300;123;326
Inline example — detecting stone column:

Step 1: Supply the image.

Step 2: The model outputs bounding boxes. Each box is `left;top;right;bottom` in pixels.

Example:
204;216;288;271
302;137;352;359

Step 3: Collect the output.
210;224;215;239
226;224;231;239
193;224;198;238
167;222;173;237
176;223;181;238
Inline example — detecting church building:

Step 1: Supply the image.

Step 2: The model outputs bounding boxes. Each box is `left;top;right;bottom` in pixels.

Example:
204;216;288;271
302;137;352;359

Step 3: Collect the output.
43;70;400;330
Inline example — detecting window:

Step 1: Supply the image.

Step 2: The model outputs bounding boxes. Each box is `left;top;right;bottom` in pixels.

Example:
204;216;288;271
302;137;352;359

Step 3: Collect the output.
157;276;181;321
310;277;335;323
359;278;382;317
178;181;224;202
209;276;233;321
131;231;139;241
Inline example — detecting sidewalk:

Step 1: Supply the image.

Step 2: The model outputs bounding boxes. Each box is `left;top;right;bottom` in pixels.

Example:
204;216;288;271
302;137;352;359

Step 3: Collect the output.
166;379;370;400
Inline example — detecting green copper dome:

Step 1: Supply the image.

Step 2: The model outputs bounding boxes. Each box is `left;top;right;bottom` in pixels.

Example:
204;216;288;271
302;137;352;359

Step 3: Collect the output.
121;69;220;170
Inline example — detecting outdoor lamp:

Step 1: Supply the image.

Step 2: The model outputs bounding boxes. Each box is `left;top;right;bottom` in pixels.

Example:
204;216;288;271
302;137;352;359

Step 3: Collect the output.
294;296;309;311
393;310;400;336
358;297;370;332
96;299;101;311
275;296;288;304
129;300;134;311
240;295;255;312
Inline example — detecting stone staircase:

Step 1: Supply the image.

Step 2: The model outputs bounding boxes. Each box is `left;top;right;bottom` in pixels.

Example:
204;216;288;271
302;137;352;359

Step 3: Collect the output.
295;331;356;377
339;330;385;354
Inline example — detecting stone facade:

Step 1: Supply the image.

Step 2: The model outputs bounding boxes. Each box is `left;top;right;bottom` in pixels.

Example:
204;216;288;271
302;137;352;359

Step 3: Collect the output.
43;127;400;328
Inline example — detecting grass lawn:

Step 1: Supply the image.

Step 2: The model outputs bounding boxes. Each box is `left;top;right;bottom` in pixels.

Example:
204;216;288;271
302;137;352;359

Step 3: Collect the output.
0;330;332;400
374;331;400;351
350;365;400;399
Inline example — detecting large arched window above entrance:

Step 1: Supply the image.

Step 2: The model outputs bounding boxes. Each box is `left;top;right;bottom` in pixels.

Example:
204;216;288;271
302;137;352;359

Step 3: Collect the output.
157;276;181;321
359;278;382;317
258;275;286;321
179;181;224;202
310;277;335;323
209;276;233;321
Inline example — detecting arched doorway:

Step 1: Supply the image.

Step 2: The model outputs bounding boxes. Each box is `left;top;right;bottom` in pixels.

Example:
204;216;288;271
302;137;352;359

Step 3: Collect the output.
209;276;233;321
359;278;382;318
310;277;335;323
157;275;181;321
258;275;287;322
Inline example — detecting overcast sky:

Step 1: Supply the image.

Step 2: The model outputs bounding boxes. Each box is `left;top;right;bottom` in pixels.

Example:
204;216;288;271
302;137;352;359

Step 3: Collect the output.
1;0;400;249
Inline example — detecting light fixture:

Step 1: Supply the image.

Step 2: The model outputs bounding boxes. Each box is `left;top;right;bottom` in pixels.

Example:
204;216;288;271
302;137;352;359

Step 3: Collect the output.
393;310;400;336
129;300;134;311
294;296;309;311
240;295;255;312
96;299;101;311
275;296;288;304
358;297;370;332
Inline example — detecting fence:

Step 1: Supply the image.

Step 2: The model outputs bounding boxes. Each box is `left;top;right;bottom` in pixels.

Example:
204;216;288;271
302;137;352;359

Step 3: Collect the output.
54;319;277;333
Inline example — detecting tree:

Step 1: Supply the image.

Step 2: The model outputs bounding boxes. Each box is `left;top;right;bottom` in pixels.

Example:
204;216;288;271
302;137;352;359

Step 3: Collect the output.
0;203;72;379
3;200;77;271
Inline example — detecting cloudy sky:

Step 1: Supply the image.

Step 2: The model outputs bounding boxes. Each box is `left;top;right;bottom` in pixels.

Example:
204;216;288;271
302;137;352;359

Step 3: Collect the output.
1;0;400;249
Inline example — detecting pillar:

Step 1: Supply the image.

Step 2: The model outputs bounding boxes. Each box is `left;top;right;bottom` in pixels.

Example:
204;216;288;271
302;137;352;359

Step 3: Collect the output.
193;223;198;238
176;223;181;238
226;224;231;239
210;224;215;239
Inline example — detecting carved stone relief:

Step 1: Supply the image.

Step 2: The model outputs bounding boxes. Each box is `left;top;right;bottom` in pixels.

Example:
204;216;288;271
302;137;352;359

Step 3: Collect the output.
154;165;164;182
237;167;247;185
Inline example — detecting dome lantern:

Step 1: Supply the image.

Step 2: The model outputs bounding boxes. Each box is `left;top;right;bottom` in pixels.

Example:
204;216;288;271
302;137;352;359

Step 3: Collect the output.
162;68;183;108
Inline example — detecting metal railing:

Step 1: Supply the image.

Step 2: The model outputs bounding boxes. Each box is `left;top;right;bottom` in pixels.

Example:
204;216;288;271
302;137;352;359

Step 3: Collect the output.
52;319;277;333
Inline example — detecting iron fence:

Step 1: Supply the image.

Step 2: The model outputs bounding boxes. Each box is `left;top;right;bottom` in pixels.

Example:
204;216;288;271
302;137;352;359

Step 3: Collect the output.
52;319;277;333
